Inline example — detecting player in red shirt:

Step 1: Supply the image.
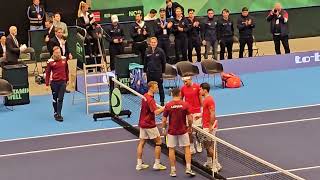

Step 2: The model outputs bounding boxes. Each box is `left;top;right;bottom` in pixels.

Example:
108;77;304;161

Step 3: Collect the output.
45;46;69;122
136;81;166;171
197;82;221;172
181;76;202;154
162;88;196;177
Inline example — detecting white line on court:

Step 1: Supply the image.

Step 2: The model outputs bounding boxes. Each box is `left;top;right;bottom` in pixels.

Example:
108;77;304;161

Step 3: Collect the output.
218;117;320;132
1;103;320;143
228;165;320;179
0;138;140;158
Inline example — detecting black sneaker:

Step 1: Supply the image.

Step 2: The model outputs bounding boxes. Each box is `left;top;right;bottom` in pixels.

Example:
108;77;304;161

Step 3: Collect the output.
55;115;64;122
161;102;165;106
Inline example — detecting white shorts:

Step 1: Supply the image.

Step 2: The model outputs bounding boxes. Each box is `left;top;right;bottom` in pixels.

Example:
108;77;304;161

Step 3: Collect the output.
167;133;190;148
186;113;202;127
203;127;217;136
139;127;160;139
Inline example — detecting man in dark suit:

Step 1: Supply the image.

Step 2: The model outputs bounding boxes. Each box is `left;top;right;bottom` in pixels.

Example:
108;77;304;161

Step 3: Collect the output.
44;19;55;44
48;27;72;60
166;0;184;19
5;26;27;64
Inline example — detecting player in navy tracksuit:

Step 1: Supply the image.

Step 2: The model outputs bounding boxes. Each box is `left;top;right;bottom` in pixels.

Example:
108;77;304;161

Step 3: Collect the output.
217;9;234;60
201;9;218;60
187;9;201;63
237;7;255;58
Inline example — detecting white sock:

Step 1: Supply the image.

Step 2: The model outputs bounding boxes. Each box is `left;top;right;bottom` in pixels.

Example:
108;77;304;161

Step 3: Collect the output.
186;163;191;170
207;157;212;163
137;159;142;165
171;166;176;171
155;159;160;165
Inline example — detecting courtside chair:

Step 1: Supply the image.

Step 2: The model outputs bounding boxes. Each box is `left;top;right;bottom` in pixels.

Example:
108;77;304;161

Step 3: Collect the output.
201;59;223;87
0;79;13;111
176;61;200;82
162;63;178;89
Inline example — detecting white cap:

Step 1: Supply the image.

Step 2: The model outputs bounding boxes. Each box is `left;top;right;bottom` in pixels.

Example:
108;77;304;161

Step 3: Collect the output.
111;15;119;23
181;76;192;81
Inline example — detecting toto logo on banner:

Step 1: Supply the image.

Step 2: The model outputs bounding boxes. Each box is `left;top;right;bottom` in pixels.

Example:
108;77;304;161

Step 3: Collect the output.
295;52;320;64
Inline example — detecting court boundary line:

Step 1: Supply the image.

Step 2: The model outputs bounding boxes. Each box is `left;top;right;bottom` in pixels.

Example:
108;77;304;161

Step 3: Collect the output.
227;165;320;179
0;138;140;158
1;103;320;143
218;117;320;132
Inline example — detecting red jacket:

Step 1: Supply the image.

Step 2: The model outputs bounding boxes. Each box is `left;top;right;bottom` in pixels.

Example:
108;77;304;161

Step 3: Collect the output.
45;57;69;86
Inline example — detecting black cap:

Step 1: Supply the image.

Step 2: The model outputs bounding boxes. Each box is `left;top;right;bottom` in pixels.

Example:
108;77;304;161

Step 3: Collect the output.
159;8;166;12
242;7;249;12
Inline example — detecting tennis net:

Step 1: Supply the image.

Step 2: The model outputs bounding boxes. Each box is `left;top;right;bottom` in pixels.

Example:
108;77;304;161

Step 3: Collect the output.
104;75;305;180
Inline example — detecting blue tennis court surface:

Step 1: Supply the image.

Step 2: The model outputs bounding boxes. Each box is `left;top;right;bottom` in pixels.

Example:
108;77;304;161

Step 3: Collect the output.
0;65;320;179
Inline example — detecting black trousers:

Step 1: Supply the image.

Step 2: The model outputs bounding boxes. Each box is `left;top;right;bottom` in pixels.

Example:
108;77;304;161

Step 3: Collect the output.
204;39;218;60
188;37;201;62
147;73;165;104
273;35;290;54
239;36;253;58
220;37;233;60
109;43;124;71
132;41;148;71
174;36;188;63
50;80;66;116
158;38;171;64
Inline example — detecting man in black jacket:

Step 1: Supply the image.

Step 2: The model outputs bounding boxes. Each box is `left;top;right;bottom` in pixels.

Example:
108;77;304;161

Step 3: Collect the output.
187;9;201;63
166;0;184;19
105;15;124;71
237;7;255;58
130;13;149;71
154;8;173;64
266;3;290;54
217;9;234;60
44;19;55;44
27;0;45;30
145;37;166;106
172;7;190;63
202;9;218;60
48;28;72;60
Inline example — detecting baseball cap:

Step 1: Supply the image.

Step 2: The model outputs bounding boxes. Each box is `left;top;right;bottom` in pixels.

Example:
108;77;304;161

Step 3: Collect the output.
242;7;249;12
111;15;119;23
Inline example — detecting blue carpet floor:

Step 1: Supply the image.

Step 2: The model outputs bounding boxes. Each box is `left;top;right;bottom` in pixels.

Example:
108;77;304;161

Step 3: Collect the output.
0;66;319;140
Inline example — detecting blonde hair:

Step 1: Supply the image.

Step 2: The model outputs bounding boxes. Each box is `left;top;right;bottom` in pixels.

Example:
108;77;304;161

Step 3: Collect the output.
149;37;158;42
78;1;88;18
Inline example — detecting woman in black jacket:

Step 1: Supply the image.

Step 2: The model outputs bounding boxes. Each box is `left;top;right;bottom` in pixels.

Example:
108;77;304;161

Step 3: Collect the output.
76;1;101;64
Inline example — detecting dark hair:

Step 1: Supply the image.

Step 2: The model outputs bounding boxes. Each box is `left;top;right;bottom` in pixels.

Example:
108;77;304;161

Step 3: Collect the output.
166;0;172;4
46;18;53;24
222;8;230;13
242;7;249;12
54;12;61;16
200;83;210;93
207;8;214;13
150;9;157;14
135;13;142;17
171;88;180;97
188;9;195;13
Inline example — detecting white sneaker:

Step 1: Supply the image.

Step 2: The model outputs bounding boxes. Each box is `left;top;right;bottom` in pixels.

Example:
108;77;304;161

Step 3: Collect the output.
196;141;202;153
190;144;196;154
203;161;212;169
185;169;196;176
136;163;149;171
153;163;167;170
170;170;177;177
214;160;222;171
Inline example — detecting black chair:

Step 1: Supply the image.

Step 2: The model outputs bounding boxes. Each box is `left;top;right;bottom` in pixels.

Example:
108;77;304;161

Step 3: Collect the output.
0;79;13;110
162;63;178;88
201;59;223;86
176;61;200;81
